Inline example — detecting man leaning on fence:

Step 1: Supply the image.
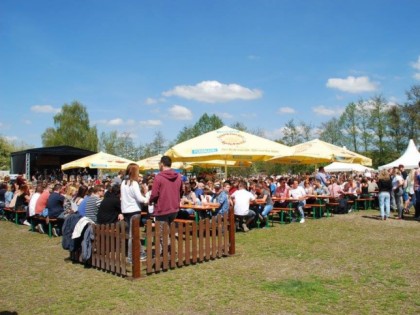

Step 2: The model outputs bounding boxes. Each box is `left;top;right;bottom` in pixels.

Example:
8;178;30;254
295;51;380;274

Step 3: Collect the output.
149;156;183;251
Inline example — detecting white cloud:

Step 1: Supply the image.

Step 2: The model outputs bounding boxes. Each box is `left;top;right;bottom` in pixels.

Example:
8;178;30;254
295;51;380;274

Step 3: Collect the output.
216;112;234;119
168;105;193;120
411;56;420;71
312;105;343;116
277;107;296;114
108;118;124;126
413;73;420;80
96;118;136;126
23;119;31;125
163;80;263;103
31;105;61;113
139;120;162;127
145;97;158;105
326;76;378;93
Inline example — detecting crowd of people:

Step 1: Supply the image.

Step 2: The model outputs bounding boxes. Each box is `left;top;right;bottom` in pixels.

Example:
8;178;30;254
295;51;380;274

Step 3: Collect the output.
1;159;420;239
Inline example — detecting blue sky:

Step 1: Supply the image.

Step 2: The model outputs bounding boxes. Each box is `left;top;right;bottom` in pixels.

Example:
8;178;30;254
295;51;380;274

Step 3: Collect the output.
1;0;420;149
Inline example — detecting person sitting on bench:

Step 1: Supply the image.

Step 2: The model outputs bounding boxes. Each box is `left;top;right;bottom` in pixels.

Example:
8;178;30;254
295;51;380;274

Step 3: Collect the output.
231;180;256;232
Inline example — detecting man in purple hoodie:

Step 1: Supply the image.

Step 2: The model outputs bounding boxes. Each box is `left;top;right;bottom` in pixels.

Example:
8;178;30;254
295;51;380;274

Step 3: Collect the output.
150;155;183;236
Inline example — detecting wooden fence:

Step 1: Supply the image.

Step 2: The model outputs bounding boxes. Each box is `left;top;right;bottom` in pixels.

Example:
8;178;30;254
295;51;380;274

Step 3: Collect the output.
70;208;235;279
70;221;129;277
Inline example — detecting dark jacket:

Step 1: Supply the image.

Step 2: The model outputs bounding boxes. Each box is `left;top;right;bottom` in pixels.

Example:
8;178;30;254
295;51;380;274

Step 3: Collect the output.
81;224;94;262
62;213;82;251
97;195;121;224
150;169;182;216
378;178;392;192
46;192;65;218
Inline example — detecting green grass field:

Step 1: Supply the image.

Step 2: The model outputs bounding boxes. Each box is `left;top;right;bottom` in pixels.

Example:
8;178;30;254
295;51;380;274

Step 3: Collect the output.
1;210;419;314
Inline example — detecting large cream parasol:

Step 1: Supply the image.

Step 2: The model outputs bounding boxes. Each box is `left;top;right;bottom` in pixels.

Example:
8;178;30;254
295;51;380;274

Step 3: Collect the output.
268;139;372;166
136;154;192;171
165;126;292;177
61;151;136;170
189;159;252;168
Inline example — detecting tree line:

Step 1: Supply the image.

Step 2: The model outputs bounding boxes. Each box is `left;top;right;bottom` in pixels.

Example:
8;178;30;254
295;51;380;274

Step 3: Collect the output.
0;84;418;171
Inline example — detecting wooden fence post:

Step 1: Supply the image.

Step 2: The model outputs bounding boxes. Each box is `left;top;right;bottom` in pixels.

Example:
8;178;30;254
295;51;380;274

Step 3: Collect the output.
131;215;141;279
228;205;235;255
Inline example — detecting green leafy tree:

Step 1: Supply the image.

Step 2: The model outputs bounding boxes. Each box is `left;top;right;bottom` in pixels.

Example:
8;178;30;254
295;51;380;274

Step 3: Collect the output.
281;119;302;146
149;131;167;155
173;113;224;144
117;132;141;160
99;131;120;154
368;95;390;165
42;101;98;151
319;118;343;145
404;84;420;144
356;99;372;152
0;136;31;170
230;122;248;131
0;136;13;170
339;102;359;152
387;104;406;154
300;121;314;142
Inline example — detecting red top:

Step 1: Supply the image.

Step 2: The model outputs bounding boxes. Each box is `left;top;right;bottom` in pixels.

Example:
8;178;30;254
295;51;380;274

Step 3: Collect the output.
150;169;183;217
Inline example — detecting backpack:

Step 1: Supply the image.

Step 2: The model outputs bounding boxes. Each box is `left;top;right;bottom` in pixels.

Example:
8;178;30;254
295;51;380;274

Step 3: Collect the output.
338;198;348;214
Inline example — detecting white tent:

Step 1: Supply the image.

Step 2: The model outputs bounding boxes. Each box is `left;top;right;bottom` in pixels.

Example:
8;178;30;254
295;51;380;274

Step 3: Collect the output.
378;139;420;170
324;162;374;173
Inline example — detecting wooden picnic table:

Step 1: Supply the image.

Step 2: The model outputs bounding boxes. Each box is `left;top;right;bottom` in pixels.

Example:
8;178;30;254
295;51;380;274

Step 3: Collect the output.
181;203;220;223
270;197;301;224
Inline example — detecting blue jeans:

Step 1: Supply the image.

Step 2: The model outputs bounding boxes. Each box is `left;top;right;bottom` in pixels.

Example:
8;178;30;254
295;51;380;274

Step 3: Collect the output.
261;204;273;218
379;191;390;218
394;189;404;218
295;201;305;219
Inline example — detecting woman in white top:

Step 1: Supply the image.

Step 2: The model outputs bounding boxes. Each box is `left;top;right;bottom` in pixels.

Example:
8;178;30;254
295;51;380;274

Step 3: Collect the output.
392;169;404;219
404;169;416;213
121;163;149;218
121;163;148;261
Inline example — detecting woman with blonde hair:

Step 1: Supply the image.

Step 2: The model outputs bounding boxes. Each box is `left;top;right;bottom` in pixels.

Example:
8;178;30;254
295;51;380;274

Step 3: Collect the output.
121;163;148;262
63;185;78;217
378;169;392;220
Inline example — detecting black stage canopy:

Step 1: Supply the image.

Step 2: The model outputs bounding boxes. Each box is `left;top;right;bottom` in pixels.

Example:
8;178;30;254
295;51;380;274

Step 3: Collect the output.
11;145;96;179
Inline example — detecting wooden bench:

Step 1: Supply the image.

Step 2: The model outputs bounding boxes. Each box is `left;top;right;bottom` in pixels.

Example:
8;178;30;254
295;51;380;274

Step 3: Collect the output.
270;207;294;225
30;216;60;238
326;202;339;215
355;198;376;210
3;207;27;225
304;204;327;219
173;218;194;225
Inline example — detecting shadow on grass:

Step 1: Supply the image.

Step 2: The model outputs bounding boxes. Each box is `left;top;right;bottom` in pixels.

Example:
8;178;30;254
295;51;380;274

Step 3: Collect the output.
261;277;341;303
362;214;420;223
361;215;382;220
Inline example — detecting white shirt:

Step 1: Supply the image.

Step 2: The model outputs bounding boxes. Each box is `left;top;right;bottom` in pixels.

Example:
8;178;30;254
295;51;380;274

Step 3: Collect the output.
121;180;148;214
289;186;307;199
392;175;403;190
231;189;255;216
28;192;40;217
